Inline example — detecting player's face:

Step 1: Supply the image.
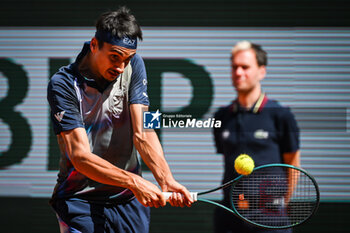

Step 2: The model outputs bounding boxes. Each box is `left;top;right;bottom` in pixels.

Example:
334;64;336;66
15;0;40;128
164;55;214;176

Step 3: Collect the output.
231;49;266;94
90;38;136;82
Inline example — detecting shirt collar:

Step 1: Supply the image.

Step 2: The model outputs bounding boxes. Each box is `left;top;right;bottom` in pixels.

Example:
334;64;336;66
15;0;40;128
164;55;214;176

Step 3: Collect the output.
231;93;268;114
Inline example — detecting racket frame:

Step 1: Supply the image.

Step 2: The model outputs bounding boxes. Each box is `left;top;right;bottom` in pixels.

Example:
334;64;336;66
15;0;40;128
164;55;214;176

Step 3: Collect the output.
216;163;320;229
164;163;320;229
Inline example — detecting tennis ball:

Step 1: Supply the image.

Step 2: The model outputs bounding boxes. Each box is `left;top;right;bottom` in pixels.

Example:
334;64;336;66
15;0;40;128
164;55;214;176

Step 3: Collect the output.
234;154;255;175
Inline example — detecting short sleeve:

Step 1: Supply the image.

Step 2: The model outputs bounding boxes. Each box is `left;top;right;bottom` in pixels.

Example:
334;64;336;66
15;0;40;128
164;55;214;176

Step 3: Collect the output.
129;54;150;105
278;107;300;153
47;74;84;134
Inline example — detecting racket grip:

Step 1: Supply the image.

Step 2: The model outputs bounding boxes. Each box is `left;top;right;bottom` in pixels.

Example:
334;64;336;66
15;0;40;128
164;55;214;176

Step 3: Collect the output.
163;192;198;202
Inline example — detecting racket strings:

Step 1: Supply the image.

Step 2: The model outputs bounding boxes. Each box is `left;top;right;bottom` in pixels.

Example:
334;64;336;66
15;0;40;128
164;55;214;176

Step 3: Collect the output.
231;167;318;228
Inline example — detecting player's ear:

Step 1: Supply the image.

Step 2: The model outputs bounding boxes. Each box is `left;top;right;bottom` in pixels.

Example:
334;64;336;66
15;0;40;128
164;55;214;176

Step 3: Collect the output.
90;37;99;53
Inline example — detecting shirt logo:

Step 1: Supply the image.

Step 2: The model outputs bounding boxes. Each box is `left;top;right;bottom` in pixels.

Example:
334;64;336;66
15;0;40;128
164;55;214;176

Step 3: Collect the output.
143;110;162;129
54;110;65;122
254;129;269;139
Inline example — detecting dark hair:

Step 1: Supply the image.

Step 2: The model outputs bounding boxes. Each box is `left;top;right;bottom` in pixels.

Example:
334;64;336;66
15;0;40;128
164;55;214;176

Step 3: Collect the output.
95;6;143;48
251;43;268;66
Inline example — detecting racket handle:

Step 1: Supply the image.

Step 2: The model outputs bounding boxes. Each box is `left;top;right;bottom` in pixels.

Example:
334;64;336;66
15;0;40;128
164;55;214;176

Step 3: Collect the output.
162;192;198;202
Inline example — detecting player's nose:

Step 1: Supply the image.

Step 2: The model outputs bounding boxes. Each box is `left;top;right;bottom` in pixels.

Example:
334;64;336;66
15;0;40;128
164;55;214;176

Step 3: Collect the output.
115;62;125;74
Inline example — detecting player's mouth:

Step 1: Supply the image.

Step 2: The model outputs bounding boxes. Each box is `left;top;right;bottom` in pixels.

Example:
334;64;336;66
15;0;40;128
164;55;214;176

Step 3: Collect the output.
108;70;120;77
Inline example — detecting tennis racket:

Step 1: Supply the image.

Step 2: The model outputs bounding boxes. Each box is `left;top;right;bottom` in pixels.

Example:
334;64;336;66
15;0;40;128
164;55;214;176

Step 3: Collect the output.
163;164;320;229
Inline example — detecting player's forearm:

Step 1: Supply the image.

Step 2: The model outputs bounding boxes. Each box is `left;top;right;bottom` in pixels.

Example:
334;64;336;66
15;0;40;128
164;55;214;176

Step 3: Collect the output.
70;151;140;189
129;104;175;187
60;129;141;191
133;130;175;187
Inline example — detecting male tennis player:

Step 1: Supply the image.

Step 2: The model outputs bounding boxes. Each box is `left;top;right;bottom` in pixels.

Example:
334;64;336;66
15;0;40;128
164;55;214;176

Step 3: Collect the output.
213;41;300;233
47;7;193;233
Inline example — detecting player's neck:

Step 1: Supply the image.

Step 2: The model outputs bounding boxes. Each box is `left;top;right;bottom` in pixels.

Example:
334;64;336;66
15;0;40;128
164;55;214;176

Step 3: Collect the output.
78;53;110;89
237;87;262;109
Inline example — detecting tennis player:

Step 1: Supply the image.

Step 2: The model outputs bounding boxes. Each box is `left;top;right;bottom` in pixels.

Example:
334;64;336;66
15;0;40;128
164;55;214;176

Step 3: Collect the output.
47;6;193;233
213;41;300;233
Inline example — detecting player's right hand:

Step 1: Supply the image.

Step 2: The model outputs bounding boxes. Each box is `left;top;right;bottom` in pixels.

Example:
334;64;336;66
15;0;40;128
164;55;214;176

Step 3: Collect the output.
130;176;166;208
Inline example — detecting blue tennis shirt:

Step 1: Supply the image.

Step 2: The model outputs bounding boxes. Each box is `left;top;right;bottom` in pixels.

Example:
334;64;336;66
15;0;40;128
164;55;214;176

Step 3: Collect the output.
47;42;149;203
213;94;299;201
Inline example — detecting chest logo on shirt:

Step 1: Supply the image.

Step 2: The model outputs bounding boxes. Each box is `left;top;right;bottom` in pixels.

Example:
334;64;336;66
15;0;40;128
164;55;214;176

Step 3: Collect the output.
54;110;65;122
254;129;269;139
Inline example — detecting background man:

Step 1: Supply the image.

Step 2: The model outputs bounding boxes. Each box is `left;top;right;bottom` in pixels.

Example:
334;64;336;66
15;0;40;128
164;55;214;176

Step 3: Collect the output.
213;41;300;233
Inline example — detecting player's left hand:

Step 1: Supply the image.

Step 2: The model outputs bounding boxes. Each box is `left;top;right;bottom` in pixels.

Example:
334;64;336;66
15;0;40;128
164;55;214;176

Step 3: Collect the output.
161;180;194;207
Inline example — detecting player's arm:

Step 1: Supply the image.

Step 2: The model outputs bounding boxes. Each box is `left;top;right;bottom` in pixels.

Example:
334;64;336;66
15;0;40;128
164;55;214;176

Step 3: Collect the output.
59;127;167;208
130;104;193;207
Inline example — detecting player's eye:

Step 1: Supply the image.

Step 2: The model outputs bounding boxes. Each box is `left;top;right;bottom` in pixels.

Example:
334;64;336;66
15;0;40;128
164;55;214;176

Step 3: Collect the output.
111;55;119;61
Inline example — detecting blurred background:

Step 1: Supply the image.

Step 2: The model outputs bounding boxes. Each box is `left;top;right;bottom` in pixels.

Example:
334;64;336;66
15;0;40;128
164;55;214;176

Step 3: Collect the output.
0;0;350;232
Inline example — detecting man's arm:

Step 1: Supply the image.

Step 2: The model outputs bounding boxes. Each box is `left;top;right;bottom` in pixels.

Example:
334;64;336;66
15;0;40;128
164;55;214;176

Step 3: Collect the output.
283;150;301;203
130;104;193;207
60;127;167;208
283;150;300;167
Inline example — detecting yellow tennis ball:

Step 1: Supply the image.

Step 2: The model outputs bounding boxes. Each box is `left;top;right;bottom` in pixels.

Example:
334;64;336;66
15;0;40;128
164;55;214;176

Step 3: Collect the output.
234;154;255;175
